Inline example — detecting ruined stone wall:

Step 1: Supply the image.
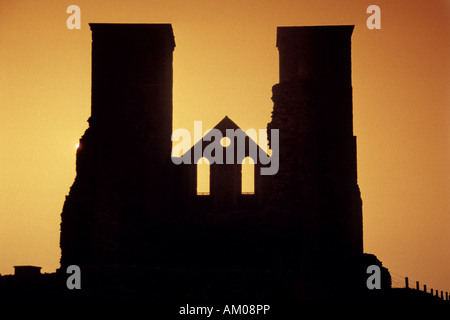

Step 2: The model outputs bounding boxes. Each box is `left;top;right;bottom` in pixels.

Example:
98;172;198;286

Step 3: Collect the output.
267;26;364;298
58;24;369;299
60;24;176;268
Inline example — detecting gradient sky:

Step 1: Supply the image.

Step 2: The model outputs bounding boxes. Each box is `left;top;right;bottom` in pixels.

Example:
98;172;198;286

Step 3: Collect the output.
0;0;449;292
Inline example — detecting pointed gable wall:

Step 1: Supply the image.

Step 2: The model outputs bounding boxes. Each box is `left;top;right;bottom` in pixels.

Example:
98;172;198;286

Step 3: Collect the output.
180;116;271;208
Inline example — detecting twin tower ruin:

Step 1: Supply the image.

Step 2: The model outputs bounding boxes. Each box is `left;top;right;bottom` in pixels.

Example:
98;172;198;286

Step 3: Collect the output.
60;24;365;299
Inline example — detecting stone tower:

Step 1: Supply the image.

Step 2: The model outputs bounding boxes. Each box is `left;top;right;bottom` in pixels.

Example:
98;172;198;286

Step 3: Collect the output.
60;24;176;268
268;26;364;298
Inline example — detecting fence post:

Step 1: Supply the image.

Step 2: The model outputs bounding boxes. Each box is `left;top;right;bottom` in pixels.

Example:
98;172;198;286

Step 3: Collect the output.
446;292;448;301
424;284;427;293
441;291;443;299
431;288;433;295
416;281;419;290
405;277;409;289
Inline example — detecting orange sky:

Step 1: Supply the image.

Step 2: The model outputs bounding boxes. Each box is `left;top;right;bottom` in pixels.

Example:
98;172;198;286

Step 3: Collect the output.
0;0;449;292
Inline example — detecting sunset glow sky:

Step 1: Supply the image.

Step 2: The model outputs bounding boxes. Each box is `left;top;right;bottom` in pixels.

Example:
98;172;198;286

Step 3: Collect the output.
0;0;449;291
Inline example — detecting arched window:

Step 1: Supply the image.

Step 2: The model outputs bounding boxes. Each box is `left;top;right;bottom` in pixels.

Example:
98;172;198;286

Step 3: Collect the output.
241;156;255;194
197;157;210;195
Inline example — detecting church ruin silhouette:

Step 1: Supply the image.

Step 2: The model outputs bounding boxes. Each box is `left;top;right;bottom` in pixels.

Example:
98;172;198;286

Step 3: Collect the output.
55;23;385;300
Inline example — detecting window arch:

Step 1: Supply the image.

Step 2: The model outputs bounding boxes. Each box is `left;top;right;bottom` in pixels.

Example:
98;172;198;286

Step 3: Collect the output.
196;157;210;195
241;156;255;194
